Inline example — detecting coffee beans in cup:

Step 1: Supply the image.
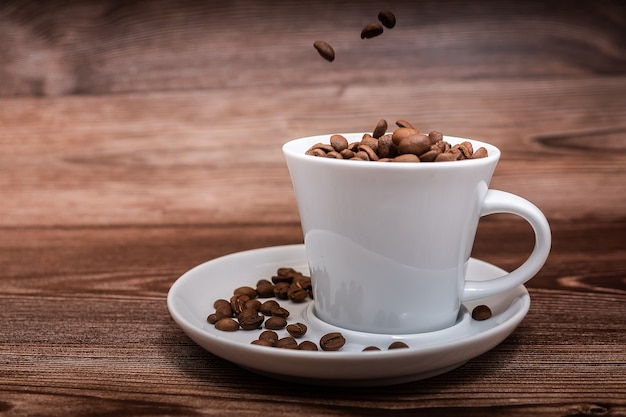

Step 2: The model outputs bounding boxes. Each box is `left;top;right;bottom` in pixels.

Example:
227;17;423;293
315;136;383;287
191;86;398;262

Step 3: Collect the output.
305;119;488;162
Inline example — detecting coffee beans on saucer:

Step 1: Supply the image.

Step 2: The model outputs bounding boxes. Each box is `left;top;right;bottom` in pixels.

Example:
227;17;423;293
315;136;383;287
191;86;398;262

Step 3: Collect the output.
305;119;488;162
471;305;493;321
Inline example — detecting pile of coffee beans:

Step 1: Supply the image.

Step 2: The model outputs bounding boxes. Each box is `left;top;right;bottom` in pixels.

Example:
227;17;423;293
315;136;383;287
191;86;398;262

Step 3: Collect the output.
207;267;346;351
208;266;493;351
305;119;488;162
314;10;397;62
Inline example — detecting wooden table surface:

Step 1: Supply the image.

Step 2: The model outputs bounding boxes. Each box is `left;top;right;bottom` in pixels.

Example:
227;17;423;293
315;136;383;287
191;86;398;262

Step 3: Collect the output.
1;1;625;415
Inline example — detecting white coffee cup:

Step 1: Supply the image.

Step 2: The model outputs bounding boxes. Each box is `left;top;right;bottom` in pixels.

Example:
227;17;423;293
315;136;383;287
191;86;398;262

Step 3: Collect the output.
283;133;551;334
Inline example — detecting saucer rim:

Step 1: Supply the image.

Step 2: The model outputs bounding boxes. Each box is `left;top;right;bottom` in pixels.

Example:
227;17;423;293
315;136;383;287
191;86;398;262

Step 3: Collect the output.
167;244;530;385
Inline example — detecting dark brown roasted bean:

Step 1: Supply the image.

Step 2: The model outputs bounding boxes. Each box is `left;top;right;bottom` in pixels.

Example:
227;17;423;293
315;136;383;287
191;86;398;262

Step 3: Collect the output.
299;341;319;351
259;330;279;345
313;40;335;62
395;119;415;129
330;134;349;152
378;10;396;29
320;332;346;351
372;119;388;138
388;341;409;349
259;299;279;316
361;22;384;39
286;323;308;338
214;318;239;332
264;316;288;330
472;305;492;321
275;337;299;349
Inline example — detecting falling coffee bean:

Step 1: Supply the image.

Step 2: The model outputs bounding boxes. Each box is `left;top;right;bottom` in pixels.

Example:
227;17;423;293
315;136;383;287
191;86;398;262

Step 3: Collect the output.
313;40;335;62
361;23;384;39
378;10;396;29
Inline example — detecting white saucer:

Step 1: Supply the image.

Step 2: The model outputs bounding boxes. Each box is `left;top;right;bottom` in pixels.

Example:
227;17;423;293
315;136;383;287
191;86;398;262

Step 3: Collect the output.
167;244;530;386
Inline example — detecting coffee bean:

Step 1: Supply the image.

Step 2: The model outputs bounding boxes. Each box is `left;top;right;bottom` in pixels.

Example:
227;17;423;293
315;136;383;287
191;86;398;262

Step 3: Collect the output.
320;332;346;351
397;133;431;156
393;154;421;163
213;299;231;311
299;341;319;351
288;285;309;303
456;141;474;159
472;147;488;159
293;274;312;291
234;286;257;299
355;150;370;161
313;40;335;62
259;330;279;345
237;308;259;321
428;130;443;144
419;149;440;162
372;119;388;139
251;339;273;347
472;305;492;321
391;127;420;146
286;323;308;338
230;294;249;315
244;299;261;311
256;279;275;298
330;134;349;152
206;313;220;324
270;306;290;318
340;149;356;159
395;119;415;129
238;313;264;331
325;151;343;159
259;299;279;316
361;22;384;39
388;341;409;349
273;282;290;299
434;152;458;162
363;346;381;351
214;318;239;332
359;144;379;161
360;136;379;153
276;337;299;349
265;316;288;330
377;134;395;158
306;148;327;157
378;10;396;29
276;267;301;279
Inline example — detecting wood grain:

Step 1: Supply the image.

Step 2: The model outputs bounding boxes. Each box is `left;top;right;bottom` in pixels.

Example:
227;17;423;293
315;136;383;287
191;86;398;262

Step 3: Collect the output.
1;0;625;415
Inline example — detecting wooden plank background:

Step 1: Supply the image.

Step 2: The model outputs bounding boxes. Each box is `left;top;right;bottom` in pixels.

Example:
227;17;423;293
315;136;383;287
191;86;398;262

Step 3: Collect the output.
1;0;625;415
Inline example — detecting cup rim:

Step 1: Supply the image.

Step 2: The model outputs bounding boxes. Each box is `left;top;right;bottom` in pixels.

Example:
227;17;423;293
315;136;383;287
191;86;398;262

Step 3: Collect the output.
283;132;501;168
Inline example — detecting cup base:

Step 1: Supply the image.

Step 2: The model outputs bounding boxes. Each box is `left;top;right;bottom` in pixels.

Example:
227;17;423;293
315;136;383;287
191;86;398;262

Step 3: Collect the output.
307;302;469;337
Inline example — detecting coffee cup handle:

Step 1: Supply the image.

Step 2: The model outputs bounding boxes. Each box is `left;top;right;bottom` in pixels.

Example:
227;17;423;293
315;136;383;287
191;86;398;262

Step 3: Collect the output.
462;190;551;301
